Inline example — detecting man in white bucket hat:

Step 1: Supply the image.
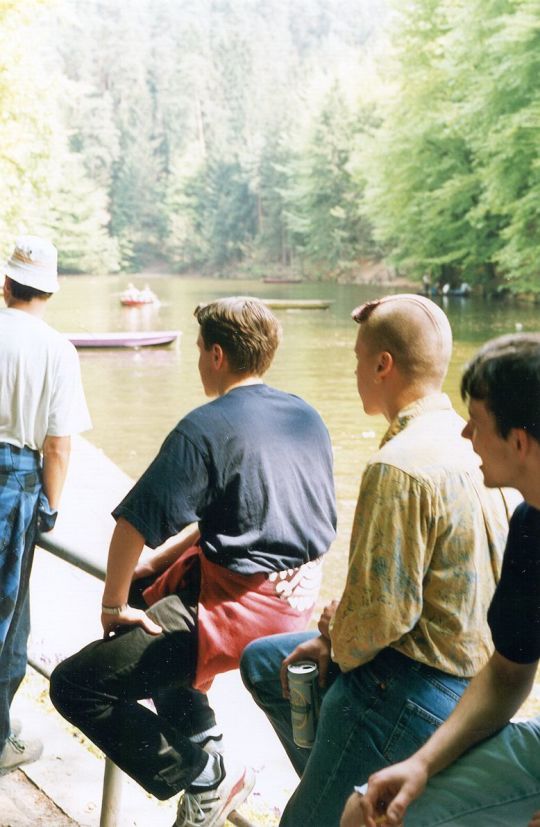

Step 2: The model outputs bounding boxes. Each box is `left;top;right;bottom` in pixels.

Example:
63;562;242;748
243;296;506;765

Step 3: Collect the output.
4;235;60;293
0;235;91;773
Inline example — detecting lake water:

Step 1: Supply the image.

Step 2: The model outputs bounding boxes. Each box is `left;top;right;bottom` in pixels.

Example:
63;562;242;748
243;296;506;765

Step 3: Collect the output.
46;275;539;603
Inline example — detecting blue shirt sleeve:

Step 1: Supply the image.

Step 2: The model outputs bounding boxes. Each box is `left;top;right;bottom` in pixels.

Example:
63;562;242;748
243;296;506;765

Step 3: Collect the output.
112;427;209;548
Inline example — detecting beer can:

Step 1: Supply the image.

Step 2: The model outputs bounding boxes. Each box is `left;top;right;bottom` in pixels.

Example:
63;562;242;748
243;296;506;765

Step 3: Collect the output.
287;661;320;748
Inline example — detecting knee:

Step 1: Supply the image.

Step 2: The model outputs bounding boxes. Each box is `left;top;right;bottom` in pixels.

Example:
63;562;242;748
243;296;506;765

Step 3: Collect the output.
240;634;289;701
239;639;265;693
49;661;72;712
49;655;84;717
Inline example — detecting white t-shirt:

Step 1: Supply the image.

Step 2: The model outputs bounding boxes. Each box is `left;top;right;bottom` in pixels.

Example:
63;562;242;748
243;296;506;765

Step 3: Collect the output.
0;307;91;450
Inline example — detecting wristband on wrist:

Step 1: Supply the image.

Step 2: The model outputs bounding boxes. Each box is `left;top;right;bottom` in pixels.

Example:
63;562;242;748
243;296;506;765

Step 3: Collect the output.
354;783;368;796
101;603;128;616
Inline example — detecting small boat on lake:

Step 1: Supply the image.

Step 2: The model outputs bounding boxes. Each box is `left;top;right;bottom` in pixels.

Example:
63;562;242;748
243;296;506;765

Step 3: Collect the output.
120;283;160;307
65;330;181;349
262;277;303;284
262;298;333;310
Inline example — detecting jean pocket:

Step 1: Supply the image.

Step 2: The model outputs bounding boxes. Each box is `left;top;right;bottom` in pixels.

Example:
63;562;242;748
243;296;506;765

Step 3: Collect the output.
383;700;445;763
14;470;40;492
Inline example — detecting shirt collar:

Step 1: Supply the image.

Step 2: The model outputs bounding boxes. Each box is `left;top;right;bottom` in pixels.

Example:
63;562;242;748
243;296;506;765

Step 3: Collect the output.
380;392;452;447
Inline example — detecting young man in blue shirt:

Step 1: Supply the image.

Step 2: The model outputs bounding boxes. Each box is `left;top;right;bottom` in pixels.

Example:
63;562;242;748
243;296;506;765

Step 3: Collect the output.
50;297;336;827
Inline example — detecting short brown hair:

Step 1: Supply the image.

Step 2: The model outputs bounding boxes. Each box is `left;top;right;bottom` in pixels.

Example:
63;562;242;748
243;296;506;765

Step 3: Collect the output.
194;296;282;375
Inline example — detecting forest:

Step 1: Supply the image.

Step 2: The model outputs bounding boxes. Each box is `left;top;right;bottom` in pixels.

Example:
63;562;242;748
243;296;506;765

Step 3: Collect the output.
1;0;538;293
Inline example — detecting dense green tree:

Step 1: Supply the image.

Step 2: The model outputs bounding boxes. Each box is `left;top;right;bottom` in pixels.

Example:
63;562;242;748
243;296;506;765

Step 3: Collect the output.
54;0;386;273
47;154;120;274
361;0;540;291
283;88;378;275
8;0;537;288
0;0;118;272
454;0;540;290
0;0;57;249
167;155;257;270
255;138;296;266
56;1;170;268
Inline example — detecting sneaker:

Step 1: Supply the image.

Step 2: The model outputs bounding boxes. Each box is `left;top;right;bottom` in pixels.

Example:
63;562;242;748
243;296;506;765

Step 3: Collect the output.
197;734;225;756
175;761;255;827
10;718;22;737
0;734;43;775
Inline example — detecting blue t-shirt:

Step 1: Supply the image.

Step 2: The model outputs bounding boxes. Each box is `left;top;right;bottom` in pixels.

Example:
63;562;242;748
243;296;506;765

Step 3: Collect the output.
488;502;540;664
113;384;337;574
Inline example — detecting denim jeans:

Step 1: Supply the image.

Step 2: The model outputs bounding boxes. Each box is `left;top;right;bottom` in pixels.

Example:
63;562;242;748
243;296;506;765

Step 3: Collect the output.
240;631;469;827
404;716;540;826
50;593;215;799
0;567;32;750
0;444;42;750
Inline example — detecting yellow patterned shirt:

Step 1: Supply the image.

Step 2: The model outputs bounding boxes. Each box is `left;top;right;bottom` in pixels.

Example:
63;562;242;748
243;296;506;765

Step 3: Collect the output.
331;393;515;678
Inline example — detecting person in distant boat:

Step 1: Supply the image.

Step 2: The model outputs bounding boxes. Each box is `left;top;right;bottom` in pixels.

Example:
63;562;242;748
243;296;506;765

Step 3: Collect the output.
240;294;514;827
50;297;336;827
345;333;540;827
120;282;158;305
0;236;91;774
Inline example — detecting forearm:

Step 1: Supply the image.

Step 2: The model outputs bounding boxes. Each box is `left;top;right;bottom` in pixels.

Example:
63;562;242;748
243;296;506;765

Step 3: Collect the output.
147;524;200;574
356;654;538;827
41;435;71;509
331;588;421;669
103;518;146;606
413;653;537;779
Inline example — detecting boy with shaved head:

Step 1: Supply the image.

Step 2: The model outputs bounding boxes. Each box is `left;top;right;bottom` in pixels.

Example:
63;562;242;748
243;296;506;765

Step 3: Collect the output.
240;294;514;827
344;334;540;827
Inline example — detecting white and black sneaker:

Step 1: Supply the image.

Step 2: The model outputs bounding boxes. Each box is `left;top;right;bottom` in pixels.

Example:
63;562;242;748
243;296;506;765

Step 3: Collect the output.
197;733;224;756
175;756;255;827
0;734;43;775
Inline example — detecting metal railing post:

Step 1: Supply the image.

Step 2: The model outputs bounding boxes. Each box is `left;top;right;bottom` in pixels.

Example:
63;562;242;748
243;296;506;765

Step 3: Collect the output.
32;535;127;826
100;758;124;827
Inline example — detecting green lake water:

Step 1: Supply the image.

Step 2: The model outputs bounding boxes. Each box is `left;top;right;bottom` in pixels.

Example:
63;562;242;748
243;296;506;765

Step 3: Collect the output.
46;275;539;604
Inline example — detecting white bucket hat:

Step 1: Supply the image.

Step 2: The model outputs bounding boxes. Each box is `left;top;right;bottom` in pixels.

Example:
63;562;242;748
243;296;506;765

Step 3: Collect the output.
4;235;59;293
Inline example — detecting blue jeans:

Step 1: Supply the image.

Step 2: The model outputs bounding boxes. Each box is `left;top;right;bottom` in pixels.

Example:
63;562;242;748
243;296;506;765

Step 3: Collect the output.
404;717;540;826
0;575;31;749
240;632;469;827
0;444;44;750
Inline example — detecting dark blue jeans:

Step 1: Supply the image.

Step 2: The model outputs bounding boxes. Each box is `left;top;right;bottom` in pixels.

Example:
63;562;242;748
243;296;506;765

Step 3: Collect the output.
240;631;469;827
0;444;43;751
0;570;31;750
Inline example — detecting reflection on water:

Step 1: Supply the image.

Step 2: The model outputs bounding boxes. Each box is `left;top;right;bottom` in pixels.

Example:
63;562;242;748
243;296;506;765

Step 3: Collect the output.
47;275;539;603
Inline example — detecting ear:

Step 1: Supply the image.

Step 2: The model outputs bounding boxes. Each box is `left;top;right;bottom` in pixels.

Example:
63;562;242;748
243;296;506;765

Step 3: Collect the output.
375;351;394;381
511;427;532;460
211;343;225;370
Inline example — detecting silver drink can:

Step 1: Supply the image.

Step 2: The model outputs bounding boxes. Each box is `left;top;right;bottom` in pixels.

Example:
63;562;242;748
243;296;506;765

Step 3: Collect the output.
287;661;320;748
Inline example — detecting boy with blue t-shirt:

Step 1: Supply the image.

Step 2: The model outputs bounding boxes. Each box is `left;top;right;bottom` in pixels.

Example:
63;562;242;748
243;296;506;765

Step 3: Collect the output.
50;297;336;827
